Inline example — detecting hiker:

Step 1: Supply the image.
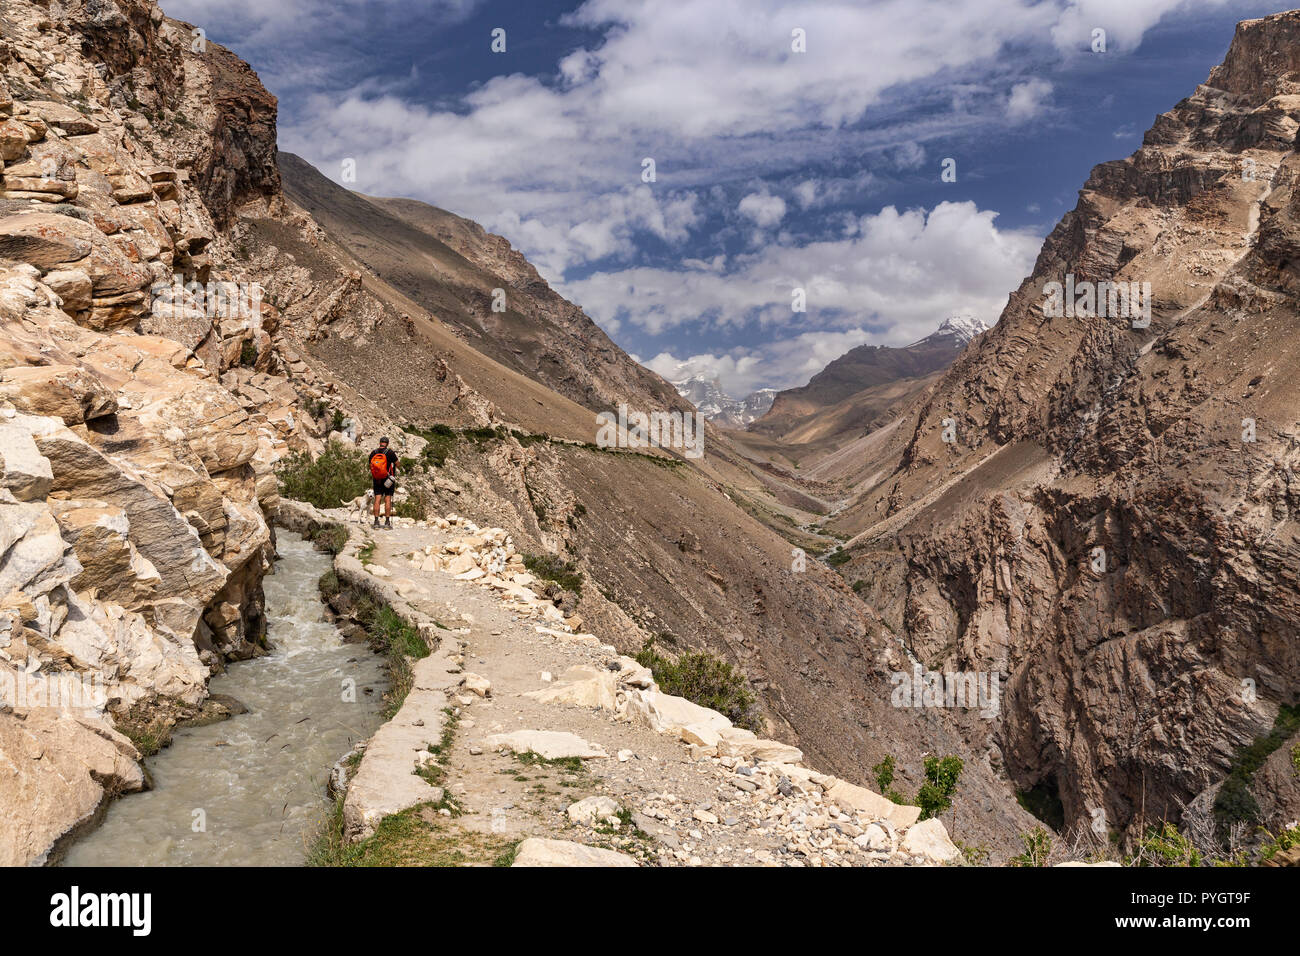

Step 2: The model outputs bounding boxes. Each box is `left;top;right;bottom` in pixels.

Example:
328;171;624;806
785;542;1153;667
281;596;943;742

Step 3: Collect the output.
369;436;399;529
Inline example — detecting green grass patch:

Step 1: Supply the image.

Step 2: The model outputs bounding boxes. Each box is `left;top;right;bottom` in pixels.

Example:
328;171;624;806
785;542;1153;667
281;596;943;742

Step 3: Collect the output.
416;708;460;789
512;750;586;775
307;799;514;867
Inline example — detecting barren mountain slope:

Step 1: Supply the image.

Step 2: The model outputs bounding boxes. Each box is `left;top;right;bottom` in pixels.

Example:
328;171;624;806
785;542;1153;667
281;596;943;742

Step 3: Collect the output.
829;11;1300;842
279;152;689;418
750;318;985;444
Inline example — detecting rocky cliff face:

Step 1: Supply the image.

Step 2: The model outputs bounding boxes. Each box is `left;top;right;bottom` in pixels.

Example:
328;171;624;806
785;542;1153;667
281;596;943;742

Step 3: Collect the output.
0;0;324;864
833;11;1300;844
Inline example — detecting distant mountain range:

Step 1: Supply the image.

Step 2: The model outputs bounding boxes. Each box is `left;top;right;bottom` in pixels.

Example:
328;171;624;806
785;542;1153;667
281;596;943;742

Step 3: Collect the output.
746;315;988;442
669;376;776;428
671;316;987;430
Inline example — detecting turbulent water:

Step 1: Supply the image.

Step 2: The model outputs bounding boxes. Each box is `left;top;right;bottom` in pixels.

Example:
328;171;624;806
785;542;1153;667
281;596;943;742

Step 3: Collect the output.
62;531;387;866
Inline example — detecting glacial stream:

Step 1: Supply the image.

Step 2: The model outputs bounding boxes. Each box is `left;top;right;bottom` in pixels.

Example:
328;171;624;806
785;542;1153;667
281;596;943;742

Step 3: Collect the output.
62;530;387;866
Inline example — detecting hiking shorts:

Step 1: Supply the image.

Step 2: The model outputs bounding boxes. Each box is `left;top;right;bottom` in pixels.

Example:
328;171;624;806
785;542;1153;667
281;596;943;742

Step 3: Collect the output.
372;478;395;497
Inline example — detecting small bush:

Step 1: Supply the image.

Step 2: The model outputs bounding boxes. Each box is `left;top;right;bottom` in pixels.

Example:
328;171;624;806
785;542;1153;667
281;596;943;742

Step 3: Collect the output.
1128;822;1203;867
872;754;896;793
276;441;371;509
239;340;258;367
395;491;428;521
635;637;760;731
522;553;583;595
1009;826;1053;867
916;755;963;820
826;549;853;567
317;569;341;600
304;521;348;555
405;424;457;468
1259;824;1300;864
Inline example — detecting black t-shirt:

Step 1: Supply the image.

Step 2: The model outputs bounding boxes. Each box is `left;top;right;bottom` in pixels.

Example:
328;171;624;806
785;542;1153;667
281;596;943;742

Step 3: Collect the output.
370;448;398;477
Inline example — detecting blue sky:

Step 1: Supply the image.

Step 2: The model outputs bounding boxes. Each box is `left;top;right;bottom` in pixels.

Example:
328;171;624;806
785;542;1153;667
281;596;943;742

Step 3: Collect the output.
165;0;1280;396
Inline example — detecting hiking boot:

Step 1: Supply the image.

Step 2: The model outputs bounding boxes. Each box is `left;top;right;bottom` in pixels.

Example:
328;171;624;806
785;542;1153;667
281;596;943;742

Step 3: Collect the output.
372;518;380;528
384;520;392;529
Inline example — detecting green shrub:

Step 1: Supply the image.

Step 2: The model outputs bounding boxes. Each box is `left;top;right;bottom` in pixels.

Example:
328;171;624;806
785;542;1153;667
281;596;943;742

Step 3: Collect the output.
1009;826;1053;867
872;754;896;794
1128;822;1203;867
826;549;853;567
317;569;341;600
1259;824;1300;864
276;441;371;509
394;491;427;521
522;553;583;595
916;755;963;820
1214;704;1300;835
635;637;760;731
304;521;348;555
239;340;258;367
404;424;457;468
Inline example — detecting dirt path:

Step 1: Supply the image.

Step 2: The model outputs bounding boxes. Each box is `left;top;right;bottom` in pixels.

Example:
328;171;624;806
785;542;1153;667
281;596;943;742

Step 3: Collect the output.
285;502;962;867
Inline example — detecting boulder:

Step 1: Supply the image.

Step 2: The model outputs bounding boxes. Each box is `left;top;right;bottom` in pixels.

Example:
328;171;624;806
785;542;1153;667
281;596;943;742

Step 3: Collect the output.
460;672;491;697
484;730;608;760
566;795;622;827
824;778;922;829
0;422;52;501
43;269;92;313
511;837;637;867
523;665;618;712
900;818;961;865
0;704;144;867
0;364;117;424
624;688;732;737
25;101;98;135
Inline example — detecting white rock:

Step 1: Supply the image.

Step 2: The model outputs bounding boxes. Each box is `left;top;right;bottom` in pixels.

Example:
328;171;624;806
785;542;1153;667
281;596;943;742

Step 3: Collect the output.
900;818;961;865
484;730;608;760
567;795;622;827
511;838;637;867
461;672;491;697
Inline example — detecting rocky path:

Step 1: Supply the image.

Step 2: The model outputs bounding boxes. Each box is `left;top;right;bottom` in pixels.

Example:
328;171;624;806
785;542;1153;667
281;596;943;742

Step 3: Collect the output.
280;501;963;867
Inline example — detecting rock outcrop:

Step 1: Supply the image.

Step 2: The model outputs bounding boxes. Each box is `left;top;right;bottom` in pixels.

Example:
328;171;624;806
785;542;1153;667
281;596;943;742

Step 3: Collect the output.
0;0;309;864
831;10;1300;844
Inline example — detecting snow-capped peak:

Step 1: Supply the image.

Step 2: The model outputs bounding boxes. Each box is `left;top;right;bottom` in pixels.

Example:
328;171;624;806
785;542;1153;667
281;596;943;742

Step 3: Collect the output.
933;314;989;344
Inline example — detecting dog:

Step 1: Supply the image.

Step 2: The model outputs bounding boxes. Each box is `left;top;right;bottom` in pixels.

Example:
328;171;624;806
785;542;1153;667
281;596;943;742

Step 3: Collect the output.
351;491;375;525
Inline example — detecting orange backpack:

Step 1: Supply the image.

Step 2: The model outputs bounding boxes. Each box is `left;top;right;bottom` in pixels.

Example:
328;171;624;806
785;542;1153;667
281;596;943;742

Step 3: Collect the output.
369;451;389;479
